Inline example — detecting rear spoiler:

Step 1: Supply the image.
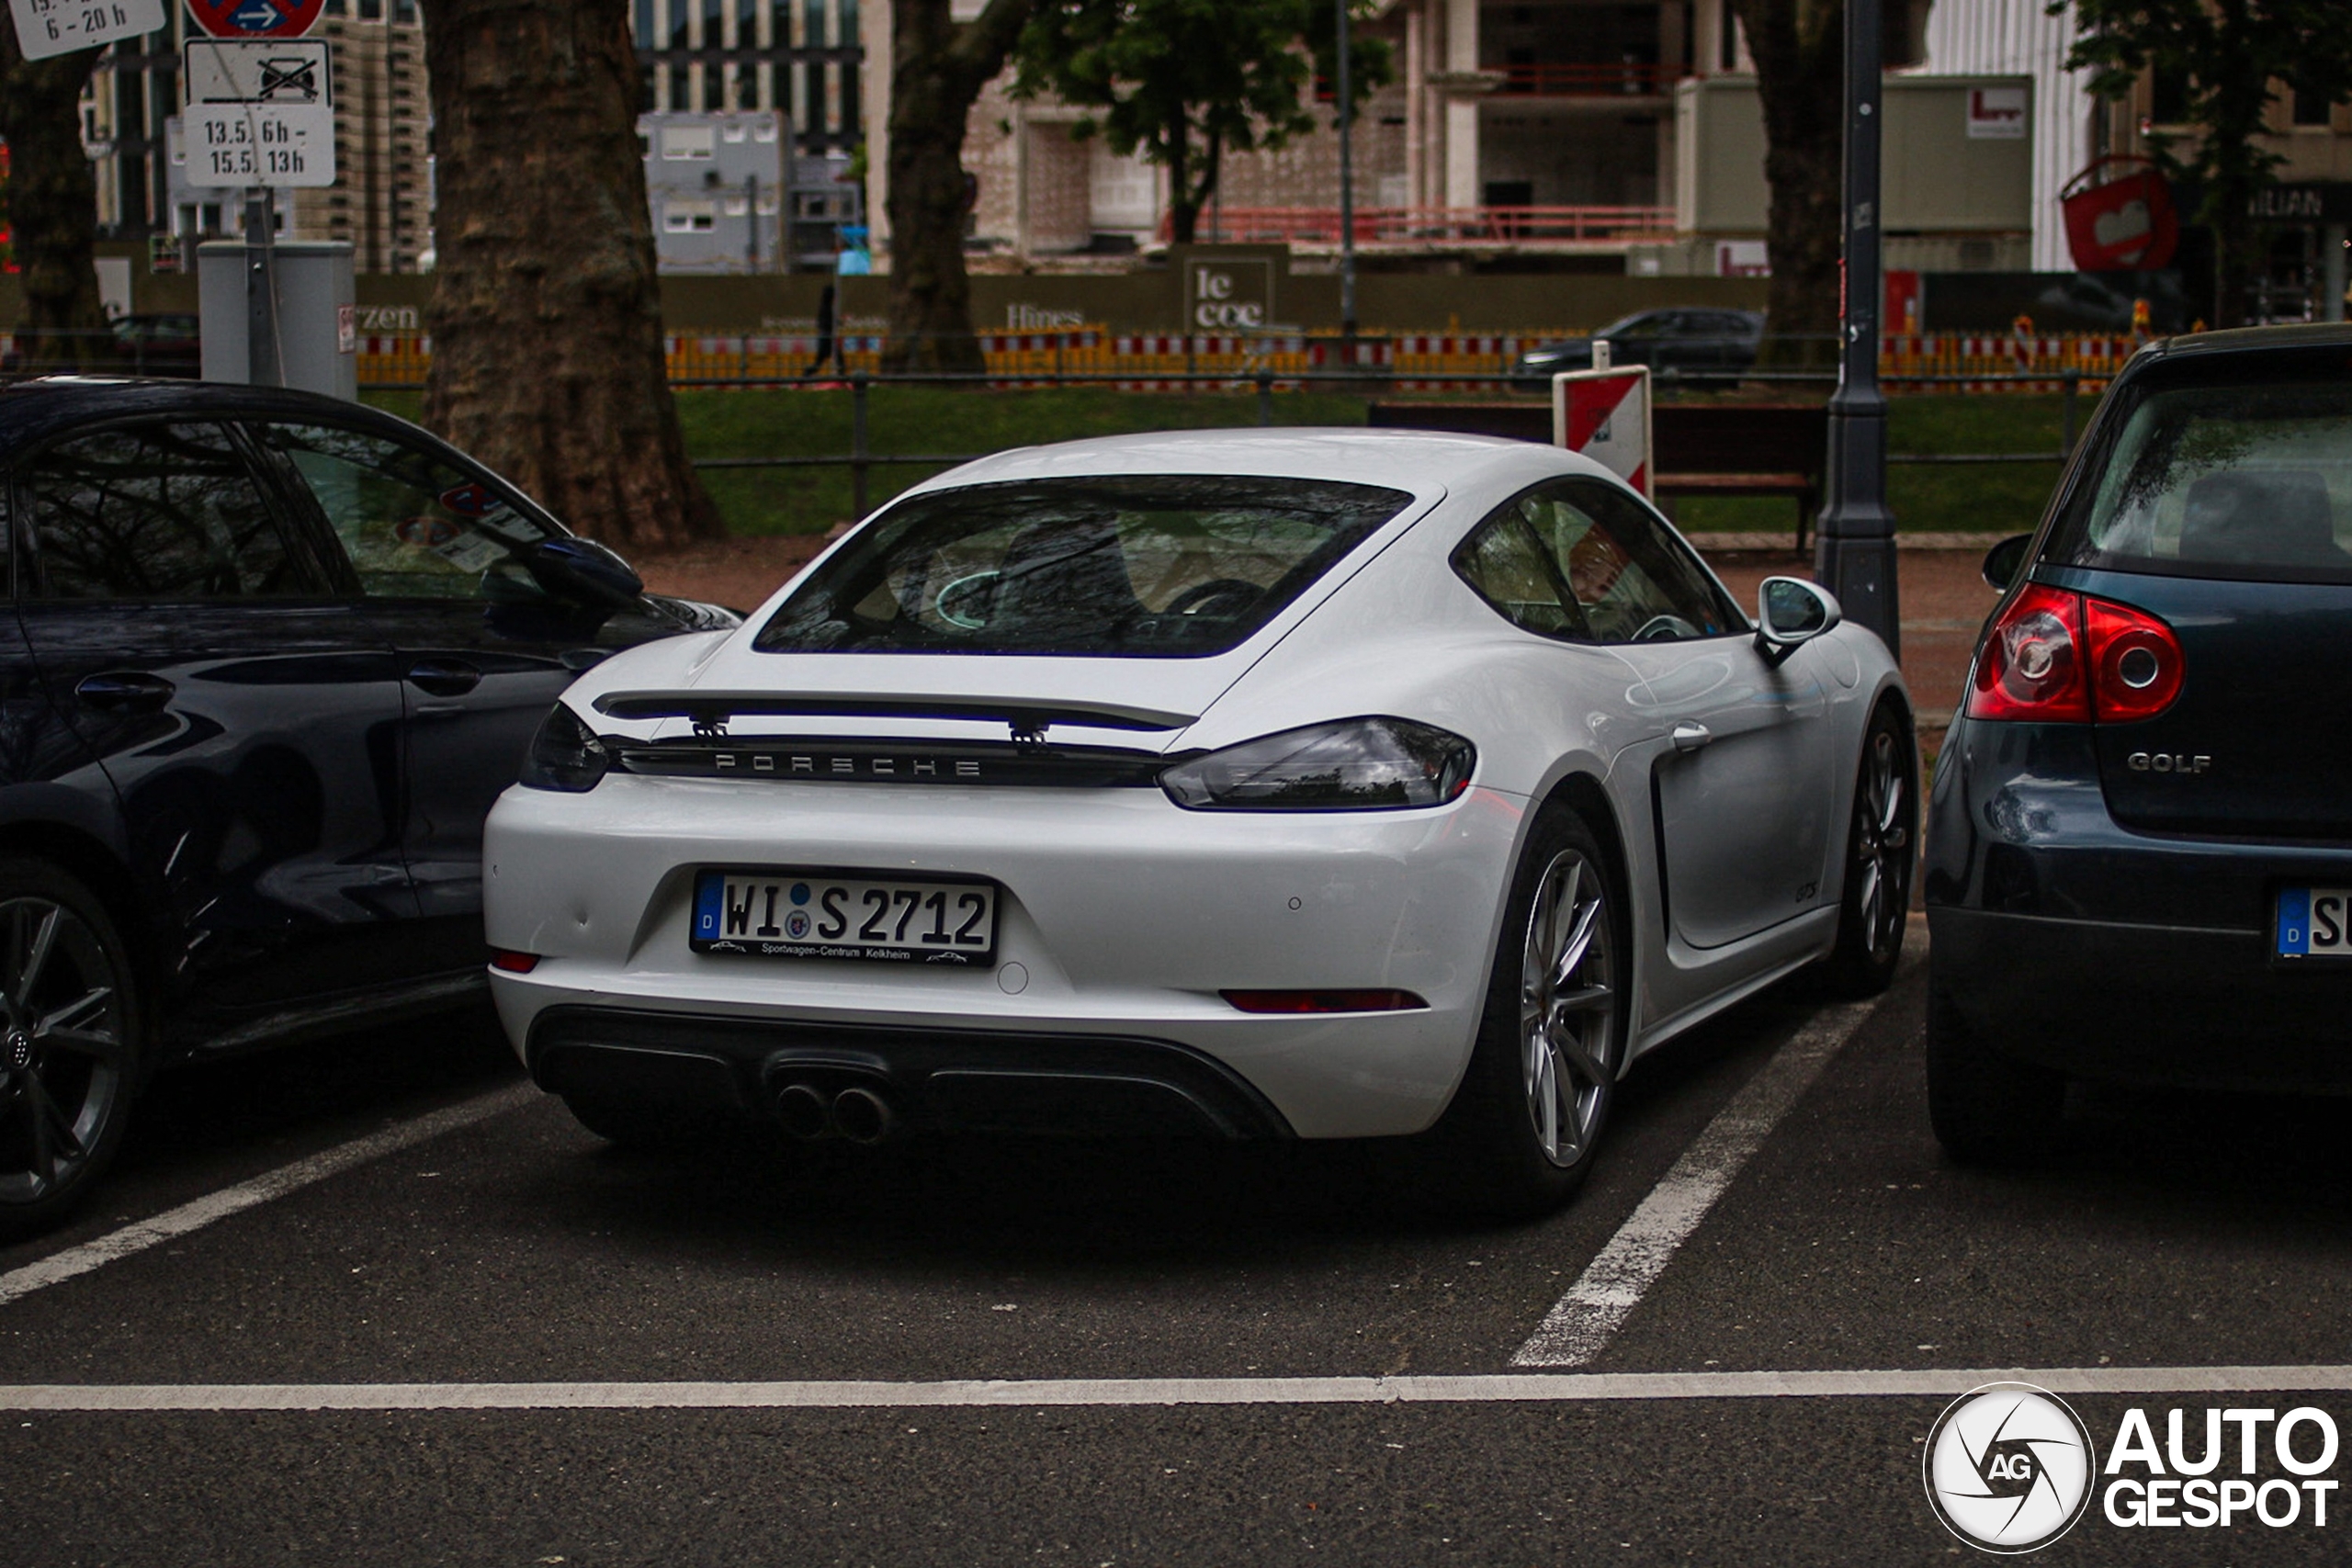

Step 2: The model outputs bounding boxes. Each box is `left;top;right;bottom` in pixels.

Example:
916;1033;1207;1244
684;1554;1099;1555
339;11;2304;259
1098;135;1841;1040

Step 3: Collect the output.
591;690;1196;741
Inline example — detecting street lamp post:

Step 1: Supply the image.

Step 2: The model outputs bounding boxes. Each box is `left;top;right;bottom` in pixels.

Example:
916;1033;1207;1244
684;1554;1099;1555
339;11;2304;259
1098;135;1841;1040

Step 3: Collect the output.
1337;0;1358;342
1814;0;1898;658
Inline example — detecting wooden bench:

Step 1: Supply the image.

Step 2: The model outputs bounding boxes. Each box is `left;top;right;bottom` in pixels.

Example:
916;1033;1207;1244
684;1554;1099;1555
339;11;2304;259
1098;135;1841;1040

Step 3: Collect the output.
1367;401;1827;549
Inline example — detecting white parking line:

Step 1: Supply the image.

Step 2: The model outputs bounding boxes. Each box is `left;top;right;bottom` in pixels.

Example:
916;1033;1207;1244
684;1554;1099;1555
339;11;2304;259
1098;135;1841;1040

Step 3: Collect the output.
0;1082;540;1310
4;1365;2351;1412
1511;986;1894;1369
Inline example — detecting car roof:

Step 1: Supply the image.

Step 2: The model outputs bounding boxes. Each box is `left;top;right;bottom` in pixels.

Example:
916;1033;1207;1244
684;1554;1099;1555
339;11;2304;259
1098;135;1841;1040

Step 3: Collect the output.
0;376;420;452
890;426;1586;502
2141;321;2352;362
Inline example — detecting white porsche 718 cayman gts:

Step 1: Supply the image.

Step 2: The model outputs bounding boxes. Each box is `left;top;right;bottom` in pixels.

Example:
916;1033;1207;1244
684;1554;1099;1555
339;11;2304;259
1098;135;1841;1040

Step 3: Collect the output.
483;430;1912;1213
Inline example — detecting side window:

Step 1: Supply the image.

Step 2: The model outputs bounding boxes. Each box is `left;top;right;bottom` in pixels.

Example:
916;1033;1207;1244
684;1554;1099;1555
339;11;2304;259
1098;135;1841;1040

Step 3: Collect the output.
261;422;556;601
1456;481;1740;645
24;422;315;600
1453;510;1589;639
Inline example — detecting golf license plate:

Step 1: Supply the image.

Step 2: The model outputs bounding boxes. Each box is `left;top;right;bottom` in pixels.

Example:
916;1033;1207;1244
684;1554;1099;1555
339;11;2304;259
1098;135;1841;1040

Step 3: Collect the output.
692;870;998;965
2276;887;2352;957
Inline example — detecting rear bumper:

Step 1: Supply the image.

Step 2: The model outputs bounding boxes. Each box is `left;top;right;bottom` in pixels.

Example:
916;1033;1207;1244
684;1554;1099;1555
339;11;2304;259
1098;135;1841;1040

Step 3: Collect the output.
528;1006;1295;1139
1927;716;2352;1091
1928;907;2352;1091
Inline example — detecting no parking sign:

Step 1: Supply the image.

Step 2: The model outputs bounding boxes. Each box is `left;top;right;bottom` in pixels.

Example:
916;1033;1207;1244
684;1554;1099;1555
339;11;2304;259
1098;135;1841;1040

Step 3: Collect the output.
1551;366;1653;499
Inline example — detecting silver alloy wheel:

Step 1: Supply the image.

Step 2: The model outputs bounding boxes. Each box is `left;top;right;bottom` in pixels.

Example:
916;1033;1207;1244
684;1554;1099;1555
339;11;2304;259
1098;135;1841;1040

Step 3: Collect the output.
1853;728;1913;966
0;897;125;1206
1521;850;1616;1168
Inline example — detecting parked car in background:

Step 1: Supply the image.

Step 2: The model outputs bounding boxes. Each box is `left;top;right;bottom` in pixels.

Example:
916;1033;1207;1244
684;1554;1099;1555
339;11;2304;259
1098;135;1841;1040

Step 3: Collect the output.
1925;322;2352;1158
0;315;202;378
1511;309;1767;389
483;429;1913;1217
0;378;737;1235
109;313;202;378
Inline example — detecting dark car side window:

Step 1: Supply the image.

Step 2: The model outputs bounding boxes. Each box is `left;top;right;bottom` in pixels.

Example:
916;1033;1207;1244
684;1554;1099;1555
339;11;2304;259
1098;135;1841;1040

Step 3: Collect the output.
1454;479;1741;644
23;422;317;600
260;421;559;602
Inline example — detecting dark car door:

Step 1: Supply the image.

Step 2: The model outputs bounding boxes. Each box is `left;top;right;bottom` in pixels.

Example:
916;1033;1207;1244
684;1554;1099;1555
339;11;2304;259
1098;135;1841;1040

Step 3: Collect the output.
11;419;416;1031
251;417;682;970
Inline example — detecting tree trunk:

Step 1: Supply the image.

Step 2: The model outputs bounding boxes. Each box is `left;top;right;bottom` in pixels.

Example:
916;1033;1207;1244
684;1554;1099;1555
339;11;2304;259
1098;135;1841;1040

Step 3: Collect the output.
0;24;107;370
881;0;1031;374
417;0;720;552
1166;115;1198;245
1733;0;1844;361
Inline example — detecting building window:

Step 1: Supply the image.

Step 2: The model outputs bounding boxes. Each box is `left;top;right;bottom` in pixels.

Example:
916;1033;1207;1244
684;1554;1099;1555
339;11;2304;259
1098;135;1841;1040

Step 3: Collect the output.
2293;83;2335;127
2151;62;2189;125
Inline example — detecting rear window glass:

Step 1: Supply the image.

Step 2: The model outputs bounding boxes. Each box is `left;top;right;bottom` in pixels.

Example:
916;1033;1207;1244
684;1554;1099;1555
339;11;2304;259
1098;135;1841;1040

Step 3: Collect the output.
2047;367;2352;581
753;475;1413;657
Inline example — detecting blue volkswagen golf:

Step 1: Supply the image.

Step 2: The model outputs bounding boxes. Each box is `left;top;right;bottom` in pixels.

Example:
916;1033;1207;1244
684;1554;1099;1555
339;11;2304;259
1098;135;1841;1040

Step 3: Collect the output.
1925;323;2352;1157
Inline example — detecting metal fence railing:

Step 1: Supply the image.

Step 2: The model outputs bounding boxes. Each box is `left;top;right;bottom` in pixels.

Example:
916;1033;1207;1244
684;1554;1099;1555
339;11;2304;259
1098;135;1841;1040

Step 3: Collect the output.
683;367;2099;519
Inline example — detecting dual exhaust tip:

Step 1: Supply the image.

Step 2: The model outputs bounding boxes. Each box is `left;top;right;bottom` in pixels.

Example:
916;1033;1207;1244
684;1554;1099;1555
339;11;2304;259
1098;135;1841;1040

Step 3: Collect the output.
775;1081;897;1145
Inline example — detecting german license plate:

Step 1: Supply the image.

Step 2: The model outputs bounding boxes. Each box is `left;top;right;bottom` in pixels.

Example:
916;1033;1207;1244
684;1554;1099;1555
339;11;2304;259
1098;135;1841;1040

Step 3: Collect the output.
2276;887;2352;957
691;871;998;965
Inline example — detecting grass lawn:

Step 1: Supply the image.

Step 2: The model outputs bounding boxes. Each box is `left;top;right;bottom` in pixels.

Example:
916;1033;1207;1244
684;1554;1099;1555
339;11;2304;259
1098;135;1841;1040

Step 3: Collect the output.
364;385;2097;539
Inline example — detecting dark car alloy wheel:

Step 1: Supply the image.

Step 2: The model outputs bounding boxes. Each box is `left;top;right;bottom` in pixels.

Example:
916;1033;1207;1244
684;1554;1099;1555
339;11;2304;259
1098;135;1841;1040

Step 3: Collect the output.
1818;703;1916;997
0;870;136;1233
1521;846;1617;1168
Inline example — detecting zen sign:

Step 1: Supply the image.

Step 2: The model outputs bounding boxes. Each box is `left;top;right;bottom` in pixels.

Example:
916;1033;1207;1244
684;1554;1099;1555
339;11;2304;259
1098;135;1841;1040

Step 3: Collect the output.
6;0;164;61
184;39;335;187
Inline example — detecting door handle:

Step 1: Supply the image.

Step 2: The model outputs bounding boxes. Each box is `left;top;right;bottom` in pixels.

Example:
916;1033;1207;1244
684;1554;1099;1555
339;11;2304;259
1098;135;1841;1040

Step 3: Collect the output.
74;671;175;713
404;658;482;697
1671;720;1713;754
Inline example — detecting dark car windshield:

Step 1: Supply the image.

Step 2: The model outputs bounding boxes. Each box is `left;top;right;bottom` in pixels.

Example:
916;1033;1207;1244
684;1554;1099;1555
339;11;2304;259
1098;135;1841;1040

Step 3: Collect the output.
753;474;1414;657
2045;354;2352;583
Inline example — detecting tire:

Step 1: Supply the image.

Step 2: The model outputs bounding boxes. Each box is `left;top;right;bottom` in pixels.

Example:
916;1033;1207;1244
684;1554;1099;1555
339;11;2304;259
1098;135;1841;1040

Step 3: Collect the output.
0;859;144;1241
1814;699;1917;998
1426;805;1629;1219
1925;977;2064;1164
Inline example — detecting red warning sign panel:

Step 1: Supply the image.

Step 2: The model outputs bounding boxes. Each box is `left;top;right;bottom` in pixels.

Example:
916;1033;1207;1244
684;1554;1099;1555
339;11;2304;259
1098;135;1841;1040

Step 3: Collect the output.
186;0;322;39
1550;367;1652;498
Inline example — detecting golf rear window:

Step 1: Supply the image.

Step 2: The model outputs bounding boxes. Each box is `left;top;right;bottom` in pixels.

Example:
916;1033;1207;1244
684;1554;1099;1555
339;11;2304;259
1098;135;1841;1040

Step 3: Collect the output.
2046;357;2352;582
754;475;1413;657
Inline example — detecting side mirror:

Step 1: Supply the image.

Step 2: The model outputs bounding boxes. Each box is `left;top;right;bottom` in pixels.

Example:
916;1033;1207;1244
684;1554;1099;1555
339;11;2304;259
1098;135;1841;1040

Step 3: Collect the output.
1982;533;2033;592
1756;576;1840;661
526;536;645;608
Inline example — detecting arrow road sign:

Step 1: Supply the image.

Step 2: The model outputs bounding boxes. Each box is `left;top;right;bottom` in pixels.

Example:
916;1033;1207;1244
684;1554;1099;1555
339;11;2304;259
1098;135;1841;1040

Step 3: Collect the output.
186;0;322;39
184;38;335;187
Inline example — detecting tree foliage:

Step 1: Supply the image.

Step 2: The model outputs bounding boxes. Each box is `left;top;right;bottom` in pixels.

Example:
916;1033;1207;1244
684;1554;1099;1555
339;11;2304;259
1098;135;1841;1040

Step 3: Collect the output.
1010;0;1391;245
0;17;111;368
2064;0;2352;327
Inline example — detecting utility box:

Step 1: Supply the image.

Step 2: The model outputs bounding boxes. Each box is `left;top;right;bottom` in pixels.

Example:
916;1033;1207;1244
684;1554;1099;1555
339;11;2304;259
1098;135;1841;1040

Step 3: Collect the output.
198;239;356;400
1675;74;2034;238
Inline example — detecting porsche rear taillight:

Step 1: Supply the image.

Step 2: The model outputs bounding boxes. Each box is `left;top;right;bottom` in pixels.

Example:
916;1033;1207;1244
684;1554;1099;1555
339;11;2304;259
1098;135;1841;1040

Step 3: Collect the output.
1965;585;2183;724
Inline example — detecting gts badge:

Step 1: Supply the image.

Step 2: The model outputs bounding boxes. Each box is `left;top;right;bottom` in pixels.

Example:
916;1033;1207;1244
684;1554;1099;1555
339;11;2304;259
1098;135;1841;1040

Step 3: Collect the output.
2127;751;2211;776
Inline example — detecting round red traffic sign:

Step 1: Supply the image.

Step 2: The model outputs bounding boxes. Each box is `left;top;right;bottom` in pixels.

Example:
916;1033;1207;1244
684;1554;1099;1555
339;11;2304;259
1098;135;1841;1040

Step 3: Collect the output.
185;0;322;38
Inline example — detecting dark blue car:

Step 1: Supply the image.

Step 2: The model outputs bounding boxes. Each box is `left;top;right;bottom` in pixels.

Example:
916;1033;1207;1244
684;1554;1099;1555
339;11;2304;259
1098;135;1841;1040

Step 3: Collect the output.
0;378;734;1233
1925;323;2352;1157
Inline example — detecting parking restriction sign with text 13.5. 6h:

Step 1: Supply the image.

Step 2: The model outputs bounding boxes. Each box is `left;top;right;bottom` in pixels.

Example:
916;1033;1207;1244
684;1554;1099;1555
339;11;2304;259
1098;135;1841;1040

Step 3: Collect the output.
6;0;164;62
184;38;334;188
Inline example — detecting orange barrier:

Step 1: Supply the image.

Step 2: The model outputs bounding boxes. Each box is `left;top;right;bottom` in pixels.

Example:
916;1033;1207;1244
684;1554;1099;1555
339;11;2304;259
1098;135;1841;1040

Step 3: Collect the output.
347;328;2149;392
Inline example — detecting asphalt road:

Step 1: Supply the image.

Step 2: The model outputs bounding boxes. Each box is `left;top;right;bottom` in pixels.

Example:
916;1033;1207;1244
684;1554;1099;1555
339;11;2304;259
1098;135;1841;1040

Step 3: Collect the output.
6;930;2352;1566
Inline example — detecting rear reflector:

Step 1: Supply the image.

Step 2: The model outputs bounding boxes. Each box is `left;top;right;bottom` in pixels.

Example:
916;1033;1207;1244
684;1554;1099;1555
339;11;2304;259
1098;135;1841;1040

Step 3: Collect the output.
1221;988;1429;1014
489;950;541;974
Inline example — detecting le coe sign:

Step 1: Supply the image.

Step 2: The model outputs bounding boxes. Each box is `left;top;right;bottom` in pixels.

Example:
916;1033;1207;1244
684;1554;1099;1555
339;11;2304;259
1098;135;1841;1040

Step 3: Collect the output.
1187;259;1272;331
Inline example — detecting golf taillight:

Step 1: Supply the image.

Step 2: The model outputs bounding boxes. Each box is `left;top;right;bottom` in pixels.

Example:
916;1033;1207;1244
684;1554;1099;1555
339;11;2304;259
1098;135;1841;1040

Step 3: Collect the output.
1965;584;2182;724
2084;596;2185;722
